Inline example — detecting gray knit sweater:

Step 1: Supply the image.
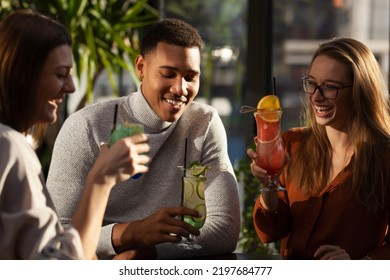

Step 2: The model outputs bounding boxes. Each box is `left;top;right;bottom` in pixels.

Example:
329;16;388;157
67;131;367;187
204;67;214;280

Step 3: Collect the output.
46;89;240;259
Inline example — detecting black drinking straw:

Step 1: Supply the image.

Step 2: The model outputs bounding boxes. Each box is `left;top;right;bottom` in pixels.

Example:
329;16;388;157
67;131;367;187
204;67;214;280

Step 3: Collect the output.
108;104;119;146
112;104;118;133
183;138;188;174
273;77;276;95
181;138;188;220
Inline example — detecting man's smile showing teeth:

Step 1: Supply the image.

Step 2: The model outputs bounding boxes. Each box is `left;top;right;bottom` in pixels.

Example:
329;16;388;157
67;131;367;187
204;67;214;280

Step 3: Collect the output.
166;98;185;106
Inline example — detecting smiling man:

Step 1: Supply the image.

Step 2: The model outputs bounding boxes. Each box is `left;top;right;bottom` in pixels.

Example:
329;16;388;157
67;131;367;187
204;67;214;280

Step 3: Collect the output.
46;18;240;260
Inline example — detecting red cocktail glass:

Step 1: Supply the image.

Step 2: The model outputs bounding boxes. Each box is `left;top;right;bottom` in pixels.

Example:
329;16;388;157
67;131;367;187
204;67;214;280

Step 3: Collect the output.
254;109;286;192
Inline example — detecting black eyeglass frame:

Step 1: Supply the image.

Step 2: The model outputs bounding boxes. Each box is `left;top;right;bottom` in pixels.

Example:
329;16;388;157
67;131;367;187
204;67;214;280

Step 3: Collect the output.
302;78;353;99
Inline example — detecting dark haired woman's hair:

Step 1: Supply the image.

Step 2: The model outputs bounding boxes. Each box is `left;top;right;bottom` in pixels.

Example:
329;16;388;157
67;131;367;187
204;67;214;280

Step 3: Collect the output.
140;18;203;56
0;9;72;134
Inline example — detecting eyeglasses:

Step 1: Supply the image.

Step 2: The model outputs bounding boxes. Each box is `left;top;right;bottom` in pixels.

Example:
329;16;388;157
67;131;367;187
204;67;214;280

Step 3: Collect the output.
302;78;352;99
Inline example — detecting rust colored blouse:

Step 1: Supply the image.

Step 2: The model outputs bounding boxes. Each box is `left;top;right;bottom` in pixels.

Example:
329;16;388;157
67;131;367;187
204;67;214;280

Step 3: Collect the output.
253;128;390;259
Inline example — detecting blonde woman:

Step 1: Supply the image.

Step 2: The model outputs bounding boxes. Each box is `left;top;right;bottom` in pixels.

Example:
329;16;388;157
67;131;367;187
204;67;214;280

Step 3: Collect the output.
248;38;390;259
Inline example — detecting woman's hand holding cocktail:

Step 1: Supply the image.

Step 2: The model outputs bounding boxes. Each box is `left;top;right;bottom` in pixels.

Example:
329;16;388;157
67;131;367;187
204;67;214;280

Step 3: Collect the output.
90;133;150;186
74;133;150;259
247;145;279;212
247;147;271;186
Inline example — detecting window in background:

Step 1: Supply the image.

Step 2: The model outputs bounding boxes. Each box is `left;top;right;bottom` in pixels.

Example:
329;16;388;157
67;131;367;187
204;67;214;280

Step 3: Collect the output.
274;0;389;132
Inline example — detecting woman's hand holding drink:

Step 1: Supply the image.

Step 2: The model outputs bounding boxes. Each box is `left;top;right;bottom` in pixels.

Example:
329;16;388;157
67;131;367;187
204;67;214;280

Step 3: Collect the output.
109;122;147;180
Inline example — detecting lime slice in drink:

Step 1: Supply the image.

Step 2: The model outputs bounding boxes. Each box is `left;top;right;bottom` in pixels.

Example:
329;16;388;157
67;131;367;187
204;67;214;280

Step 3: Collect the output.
196;181;205;200
183;180;194;199
190;165;211;177
192;203;206;223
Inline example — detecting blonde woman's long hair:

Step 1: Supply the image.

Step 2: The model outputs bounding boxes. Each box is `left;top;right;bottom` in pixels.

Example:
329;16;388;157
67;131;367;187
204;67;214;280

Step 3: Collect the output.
288;38;390;211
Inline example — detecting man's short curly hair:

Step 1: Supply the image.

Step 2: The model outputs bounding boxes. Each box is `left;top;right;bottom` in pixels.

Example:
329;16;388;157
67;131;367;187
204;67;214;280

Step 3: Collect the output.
140;18;203;56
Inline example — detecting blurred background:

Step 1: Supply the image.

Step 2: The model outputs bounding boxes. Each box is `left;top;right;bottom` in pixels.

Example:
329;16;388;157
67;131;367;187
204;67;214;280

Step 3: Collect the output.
90;0;390;169
1;0;388;254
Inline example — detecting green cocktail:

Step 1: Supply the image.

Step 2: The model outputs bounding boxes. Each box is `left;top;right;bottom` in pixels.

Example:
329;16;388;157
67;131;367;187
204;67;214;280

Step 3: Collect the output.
182;173;206;228
109;123;144;147
109;123;144;179
178;163;210;250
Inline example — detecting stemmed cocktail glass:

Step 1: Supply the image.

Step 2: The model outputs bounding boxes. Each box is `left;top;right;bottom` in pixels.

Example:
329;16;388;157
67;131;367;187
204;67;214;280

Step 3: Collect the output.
240;78;287;192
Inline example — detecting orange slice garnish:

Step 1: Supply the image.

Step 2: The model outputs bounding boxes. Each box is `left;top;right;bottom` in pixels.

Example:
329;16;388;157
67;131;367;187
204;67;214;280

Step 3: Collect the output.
256;95;282;142
257;95;281;122
257;95;281;110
